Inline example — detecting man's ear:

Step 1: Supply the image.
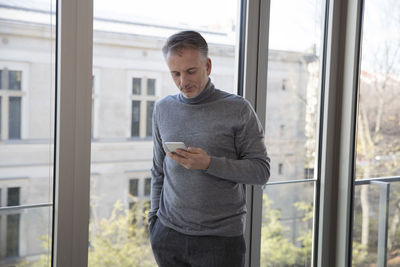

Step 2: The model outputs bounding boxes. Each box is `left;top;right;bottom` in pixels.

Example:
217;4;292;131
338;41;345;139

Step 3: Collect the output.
206;58;212;75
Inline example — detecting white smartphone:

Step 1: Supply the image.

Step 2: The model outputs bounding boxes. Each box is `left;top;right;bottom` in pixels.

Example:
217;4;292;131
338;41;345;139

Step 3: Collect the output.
165;142;187;153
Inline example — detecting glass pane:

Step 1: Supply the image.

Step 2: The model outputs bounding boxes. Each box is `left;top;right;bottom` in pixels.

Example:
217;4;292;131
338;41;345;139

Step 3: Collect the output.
261;182;315;266
91;0;241;265
352;0;400;265
7;187;20;206
131;100;140;137
0;0;56;265
0;96;2;139
6;214;20;257
8;97;21;139
1;207;53;265
146;101;154;137
144;178;151;196
265;0;325;183
352;182;400;266
261;0;325;265
8;70;22;90
147;79;156;96
132;78;141;95
129;179;139;197
355;0;400;180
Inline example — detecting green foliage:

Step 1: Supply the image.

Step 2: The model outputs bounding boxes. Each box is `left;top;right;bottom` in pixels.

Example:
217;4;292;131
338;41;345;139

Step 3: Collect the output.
260;194;313;267
29;201;156;267
88;200;156;267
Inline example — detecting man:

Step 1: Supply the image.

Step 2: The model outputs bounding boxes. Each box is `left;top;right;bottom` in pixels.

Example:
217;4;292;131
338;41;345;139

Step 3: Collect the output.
149;30;270;267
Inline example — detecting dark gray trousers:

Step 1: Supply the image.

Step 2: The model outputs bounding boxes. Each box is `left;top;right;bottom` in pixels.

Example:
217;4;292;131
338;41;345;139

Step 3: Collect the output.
149;218;246;267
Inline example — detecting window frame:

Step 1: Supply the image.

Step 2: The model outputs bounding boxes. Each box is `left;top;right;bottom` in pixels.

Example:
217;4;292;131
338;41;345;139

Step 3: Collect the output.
50;0;371;266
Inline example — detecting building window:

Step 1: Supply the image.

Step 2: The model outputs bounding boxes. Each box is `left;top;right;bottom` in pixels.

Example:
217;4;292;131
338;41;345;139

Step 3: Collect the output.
131;101;141;137
304;168;314;179
0;68;24;140
129;179;139;197
278;163;283;175
144;177;151;196
130;76;158;138
0;187;21;258
280;124;285;136
282;79;287;90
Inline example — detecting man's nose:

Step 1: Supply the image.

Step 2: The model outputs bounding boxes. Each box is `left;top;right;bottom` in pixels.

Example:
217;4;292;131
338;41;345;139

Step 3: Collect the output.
180;74;189;87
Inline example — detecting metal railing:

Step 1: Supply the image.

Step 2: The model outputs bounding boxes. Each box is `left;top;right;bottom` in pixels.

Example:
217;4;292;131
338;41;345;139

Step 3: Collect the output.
354;176;400;267
0;202;53;213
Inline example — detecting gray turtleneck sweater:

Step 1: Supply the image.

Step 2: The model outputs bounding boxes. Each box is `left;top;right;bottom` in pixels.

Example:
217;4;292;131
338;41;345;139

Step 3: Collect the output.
150;80;270;237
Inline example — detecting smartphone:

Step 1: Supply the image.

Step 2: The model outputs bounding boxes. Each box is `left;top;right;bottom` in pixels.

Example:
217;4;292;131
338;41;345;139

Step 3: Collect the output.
165;142;187;153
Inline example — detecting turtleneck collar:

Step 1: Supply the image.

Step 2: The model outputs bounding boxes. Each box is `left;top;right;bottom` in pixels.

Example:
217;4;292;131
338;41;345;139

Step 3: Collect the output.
178;79;215;104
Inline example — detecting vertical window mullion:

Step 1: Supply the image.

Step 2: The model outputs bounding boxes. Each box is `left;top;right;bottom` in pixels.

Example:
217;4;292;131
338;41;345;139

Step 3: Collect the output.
316;0;363;266
242;0;270;266
53;0;93;265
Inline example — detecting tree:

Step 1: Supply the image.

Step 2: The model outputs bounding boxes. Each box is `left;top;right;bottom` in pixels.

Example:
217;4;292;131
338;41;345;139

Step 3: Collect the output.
29;200;156;267
88;200;156;267
260;194;314;266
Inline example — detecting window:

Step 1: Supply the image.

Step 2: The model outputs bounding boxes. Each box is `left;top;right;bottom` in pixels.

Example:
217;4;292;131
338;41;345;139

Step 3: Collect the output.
129;75;158;138
0;187;21;259
144;177;151;196
129;178;139;197
278;163;283;175
282;78;287;90
0;1;54;265
6;187;20;257
352;0;400;265
89;1;241;265
0;66;26;140
280;124;285;136
261;0;325;265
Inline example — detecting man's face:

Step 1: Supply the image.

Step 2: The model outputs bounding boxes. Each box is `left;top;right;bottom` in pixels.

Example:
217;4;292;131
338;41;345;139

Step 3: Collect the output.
166;48;211;98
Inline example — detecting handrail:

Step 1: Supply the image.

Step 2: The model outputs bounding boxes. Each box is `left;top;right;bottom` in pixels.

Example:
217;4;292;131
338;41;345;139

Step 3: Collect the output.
0;202;53;213
264;178;317;187
354;176;400;185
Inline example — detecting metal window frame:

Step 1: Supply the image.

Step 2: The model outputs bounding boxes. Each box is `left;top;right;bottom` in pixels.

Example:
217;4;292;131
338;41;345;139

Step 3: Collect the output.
316;0;364;266
241;0;270;266
52;0;93;266
6;0;366;265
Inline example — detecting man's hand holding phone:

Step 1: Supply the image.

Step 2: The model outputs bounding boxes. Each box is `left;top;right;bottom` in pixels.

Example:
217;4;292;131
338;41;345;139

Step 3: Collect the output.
165;142;210;170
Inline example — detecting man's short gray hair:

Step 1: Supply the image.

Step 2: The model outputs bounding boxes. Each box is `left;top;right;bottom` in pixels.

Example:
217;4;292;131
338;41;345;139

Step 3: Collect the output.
162;31;208;59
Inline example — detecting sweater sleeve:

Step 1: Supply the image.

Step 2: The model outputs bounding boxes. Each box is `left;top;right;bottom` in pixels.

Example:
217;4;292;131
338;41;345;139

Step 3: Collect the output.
205;101;270;185
149;103;165;221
